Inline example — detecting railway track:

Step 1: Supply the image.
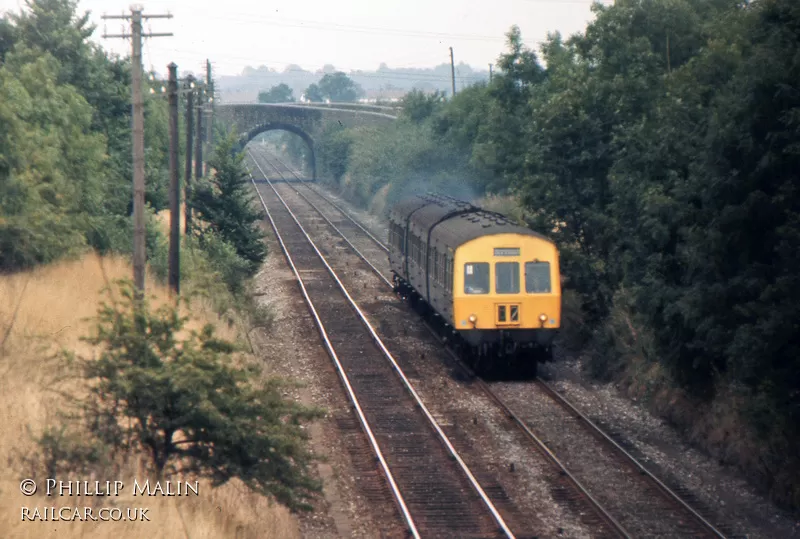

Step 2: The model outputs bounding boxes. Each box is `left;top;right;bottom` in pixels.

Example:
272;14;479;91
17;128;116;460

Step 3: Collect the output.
249;147;734;539
246;151;517;538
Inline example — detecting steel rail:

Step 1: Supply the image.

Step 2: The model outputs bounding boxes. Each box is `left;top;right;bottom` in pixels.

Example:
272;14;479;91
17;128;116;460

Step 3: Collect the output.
247;164;421;539
534;379;727;538
257;156;390;273
256;148;729;539
253;148;629;538
267;152;389;252
248;151;516;539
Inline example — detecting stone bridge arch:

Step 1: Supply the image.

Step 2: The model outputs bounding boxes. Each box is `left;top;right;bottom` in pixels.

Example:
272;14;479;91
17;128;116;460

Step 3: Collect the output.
218;103;399;181
243;122;317;180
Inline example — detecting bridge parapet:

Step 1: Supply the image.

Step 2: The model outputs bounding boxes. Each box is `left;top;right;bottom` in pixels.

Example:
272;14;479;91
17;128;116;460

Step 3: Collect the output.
286;102;403;114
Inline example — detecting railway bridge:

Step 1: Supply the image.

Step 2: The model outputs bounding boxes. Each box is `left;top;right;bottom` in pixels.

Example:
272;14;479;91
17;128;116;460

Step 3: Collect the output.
216;102;399;180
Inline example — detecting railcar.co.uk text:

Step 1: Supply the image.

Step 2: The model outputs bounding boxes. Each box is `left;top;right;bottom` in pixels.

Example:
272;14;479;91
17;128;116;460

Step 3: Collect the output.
18;478;200;522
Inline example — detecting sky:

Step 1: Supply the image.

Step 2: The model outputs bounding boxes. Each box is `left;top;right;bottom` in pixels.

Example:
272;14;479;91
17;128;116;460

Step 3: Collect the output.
1;0;609;77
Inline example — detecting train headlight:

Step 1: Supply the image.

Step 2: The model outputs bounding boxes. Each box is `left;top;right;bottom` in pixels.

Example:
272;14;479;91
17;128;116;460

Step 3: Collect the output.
539;313;547;323
468;314;477;324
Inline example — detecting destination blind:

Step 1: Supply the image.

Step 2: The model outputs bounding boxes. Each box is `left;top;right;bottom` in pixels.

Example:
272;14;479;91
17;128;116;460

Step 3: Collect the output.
494;248;520;257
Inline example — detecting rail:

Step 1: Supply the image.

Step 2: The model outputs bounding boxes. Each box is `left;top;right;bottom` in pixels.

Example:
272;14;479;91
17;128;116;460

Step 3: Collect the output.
259;149;730;539
248;150;516;538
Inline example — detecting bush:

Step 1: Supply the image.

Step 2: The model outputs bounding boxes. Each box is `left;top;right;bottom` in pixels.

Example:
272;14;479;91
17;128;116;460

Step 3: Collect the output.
59;281;324;511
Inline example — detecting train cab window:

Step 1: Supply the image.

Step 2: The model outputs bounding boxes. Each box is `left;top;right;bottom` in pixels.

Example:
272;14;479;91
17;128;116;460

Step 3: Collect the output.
495;262;520;294
464;263;489;294
525;261;552;293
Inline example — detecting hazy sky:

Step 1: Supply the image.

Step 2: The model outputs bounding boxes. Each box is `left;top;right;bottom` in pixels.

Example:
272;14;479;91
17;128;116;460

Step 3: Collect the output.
1;0;608;77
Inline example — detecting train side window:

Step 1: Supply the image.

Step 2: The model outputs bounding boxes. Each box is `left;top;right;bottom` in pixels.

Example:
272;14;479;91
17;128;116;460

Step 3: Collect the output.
448;257;453;292
525;261;552;293
464;263;489;294
495;262;520;294
432;248;439;283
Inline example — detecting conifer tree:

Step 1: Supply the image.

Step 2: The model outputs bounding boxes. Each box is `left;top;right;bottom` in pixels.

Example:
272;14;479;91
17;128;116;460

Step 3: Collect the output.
189;133;267;274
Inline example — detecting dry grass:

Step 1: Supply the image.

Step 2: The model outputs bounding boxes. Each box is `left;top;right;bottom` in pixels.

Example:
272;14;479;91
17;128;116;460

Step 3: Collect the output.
153;204;186;238
0;253;300;538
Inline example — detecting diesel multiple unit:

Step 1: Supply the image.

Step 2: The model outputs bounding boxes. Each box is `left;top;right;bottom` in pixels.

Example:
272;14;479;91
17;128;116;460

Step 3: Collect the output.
388;193;562;375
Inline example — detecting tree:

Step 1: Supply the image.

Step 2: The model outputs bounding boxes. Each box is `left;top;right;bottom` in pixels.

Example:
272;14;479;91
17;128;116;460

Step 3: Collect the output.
73;282;324;511
317;72;364;102
0;50;106;270
4;0;175;259
189;133;267;274
304;83;323;102
400;89;445;124
258;83;295;103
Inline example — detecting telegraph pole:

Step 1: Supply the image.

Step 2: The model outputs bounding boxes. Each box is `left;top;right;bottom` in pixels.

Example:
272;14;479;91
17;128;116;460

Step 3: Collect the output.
489;63;493;83
102;6;173;295
206;59;214;174
194;84;203;182
167;62;180;296
449;47;456;97
184;74;194;235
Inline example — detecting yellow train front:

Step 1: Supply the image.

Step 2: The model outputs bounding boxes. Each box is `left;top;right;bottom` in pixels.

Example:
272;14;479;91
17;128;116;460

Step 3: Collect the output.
388;193;561;377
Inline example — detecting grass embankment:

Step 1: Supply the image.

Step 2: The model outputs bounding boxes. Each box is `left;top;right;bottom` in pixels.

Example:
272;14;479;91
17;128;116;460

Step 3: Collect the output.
0;213;299;538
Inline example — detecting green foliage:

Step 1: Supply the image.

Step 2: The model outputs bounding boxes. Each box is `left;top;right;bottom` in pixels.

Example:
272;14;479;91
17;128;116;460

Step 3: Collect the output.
316;72;364;102
258;83;295;103
189;133;267;275
0;51;105;270
303;82;323;102
73;281;323;511
315;0;800;507
400;89;445;124
0;0;175;268
317;122;353;184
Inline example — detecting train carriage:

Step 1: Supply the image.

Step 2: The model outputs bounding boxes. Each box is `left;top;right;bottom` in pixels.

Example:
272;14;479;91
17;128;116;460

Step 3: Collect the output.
388;193;561;376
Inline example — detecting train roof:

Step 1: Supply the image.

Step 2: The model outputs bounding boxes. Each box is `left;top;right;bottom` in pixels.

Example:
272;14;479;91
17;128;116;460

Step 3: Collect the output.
390;193;552;248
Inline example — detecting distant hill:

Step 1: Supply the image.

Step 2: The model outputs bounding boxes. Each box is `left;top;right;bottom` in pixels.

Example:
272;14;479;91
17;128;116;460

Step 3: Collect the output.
217;62;490;103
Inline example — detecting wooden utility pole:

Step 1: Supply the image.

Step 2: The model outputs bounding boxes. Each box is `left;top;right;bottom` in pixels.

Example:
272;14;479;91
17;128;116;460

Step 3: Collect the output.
489;63;493;83
206;59;214;174
194;85;203;182
449;47;456;97
167;62;180;296
184;74;194;235
102;6;172;294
